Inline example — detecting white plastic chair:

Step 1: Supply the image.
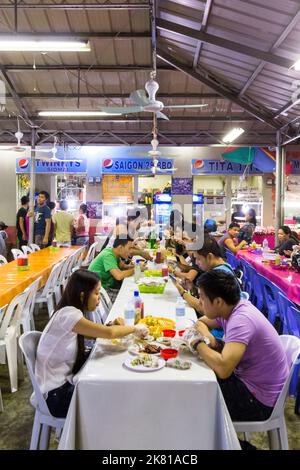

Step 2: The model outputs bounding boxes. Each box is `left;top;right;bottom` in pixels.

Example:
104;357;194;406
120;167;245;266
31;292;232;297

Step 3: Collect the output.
19;332;65;450
11;248;23;260
94;235;108;253
233;335;300;450
0;255;7;265
100;286;112;312
21;277;42;333
29;244;40;252
34;262;63;317
21;245;33;255
81;242;98;267
72;246;86;271
0;291;31;392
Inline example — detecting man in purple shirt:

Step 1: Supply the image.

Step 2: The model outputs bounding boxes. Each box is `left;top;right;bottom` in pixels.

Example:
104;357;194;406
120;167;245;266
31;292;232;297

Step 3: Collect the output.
189;270;289;421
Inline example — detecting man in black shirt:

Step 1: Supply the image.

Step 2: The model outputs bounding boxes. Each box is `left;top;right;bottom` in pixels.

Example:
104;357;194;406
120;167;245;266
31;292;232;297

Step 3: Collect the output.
16;196;29;248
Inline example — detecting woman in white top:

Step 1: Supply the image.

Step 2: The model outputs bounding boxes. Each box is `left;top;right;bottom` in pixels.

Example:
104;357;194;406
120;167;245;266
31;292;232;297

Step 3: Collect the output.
35;269;148;418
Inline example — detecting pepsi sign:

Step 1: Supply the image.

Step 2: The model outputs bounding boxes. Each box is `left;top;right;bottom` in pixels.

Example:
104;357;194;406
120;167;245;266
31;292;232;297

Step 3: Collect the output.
192;159;262;175
101;157;174;174
16;158;87;174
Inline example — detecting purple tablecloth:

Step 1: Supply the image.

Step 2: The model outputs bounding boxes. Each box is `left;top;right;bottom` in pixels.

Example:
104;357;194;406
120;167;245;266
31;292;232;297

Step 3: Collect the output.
237;251;300;306
252;234;275;249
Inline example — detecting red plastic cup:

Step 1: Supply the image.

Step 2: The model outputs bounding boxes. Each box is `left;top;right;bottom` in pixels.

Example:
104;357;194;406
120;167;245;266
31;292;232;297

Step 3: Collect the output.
17;257;23;267
178;329;185;337
160;348;178;361
162;329;176;338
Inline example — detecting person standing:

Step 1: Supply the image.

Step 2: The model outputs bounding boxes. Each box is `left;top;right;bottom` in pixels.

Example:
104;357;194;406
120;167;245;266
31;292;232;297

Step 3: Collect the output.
16;195;29;248
53;200;74;245
74;203;90;246
34;191;51;248
0;221;8;258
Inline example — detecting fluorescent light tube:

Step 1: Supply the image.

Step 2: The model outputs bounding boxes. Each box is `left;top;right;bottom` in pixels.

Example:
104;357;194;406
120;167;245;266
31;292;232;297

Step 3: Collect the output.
292;59;300;71
0;39;90;52
222;127;245;143
38;111;122;117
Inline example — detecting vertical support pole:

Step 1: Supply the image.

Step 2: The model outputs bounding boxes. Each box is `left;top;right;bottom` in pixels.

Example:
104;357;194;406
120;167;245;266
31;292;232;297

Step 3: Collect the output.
29;128;36;244
225;175;232;227
133;175;139;206
275;130;285;245
77;68;80;109
14;0;18;33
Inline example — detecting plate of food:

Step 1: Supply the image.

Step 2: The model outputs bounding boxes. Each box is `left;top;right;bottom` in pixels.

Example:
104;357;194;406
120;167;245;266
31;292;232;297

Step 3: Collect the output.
165;358;192;370
138;316;176;339
156;336;173;347
97;337;130;352
128;342;162;356
124;354;165;372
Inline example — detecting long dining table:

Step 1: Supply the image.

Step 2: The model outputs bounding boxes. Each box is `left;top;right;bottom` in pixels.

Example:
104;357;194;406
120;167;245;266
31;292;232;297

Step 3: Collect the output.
237;250;300;306
0;246;80;308
59;277;240;450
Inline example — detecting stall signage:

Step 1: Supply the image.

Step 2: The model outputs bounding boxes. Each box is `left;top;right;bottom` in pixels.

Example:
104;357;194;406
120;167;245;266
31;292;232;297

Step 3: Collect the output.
192;159;261;175
290;159;300;175
16;158;87;173
102;175;133;203
101;157;174;174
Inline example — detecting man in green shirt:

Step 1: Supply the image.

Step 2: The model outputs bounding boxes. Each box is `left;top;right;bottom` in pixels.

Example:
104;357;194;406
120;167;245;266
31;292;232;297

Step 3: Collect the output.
53;200;74;245
89;237;136;302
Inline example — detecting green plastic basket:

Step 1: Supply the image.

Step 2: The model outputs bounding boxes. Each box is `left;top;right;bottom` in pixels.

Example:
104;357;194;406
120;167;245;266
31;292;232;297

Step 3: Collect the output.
138;283;166;294
144;269;162;277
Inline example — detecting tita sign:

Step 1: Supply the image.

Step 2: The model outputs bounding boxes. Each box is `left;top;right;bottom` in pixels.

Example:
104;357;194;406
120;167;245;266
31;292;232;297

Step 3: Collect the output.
192;159;262;175
16;158;87;173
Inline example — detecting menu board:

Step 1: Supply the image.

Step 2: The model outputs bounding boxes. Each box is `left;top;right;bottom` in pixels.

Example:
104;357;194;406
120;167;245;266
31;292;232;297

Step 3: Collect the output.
102;175;133;203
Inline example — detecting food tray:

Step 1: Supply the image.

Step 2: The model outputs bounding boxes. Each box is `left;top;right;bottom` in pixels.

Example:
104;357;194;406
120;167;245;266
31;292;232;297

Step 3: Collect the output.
138;283;166;294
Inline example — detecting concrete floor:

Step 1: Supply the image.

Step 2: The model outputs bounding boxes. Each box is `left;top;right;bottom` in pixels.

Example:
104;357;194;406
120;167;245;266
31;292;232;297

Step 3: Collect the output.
0;309;299;450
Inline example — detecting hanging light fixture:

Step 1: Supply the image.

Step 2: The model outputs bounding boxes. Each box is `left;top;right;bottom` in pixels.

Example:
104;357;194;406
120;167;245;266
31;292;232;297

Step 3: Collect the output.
0;38;91;52
222;127;245;143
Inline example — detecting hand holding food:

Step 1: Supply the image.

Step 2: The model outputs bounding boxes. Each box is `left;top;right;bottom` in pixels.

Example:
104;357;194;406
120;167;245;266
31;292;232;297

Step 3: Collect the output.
113;317;125;326
134;324;149;338
183;328;204;353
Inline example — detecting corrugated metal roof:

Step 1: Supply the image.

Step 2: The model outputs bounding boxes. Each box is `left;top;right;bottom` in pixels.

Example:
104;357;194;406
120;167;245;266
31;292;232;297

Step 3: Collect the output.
0;0;300;146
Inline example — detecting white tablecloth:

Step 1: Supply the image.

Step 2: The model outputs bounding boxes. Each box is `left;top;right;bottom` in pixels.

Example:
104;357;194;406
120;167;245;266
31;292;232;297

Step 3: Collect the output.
59;278;240;450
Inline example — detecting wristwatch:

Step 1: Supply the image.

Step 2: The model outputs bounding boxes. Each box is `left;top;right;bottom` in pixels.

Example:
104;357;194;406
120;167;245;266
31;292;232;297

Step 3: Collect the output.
193;336;211;350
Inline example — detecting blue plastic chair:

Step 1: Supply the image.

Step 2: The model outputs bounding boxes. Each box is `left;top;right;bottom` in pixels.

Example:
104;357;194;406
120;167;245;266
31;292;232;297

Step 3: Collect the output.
260;278;284;331
225;249;240;270
278;292;300;403
239;258;255;301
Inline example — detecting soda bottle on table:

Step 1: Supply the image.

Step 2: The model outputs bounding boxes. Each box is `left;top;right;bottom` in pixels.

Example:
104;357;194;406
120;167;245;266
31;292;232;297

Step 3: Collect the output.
124;302;135;327
134;259;141;283
155;249;162;264
133;290;142;324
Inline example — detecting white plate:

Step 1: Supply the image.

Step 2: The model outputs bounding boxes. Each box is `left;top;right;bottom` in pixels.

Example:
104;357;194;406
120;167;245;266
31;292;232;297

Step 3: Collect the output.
128;343;162;356
124;357;165;372
156;337;173;347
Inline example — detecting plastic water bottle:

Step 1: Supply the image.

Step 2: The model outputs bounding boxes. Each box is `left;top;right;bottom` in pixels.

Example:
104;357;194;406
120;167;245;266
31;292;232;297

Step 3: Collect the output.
134;259;141;283
175;296;186;329
124;302;135;326
262;238;269;259
133;290;142;324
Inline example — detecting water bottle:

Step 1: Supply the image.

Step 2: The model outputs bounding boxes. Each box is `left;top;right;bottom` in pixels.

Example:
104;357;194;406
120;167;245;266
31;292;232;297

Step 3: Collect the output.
134;259;141;283
133;290;142;324
175;296;186;329
124;302;135;326
262;238;269;259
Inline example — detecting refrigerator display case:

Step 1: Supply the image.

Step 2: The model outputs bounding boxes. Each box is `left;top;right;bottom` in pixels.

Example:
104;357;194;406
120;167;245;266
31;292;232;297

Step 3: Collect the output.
153;193;172;237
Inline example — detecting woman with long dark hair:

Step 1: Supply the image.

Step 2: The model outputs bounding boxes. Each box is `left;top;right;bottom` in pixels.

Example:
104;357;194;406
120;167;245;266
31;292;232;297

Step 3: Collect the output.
35;269;148;418
275;225;299;257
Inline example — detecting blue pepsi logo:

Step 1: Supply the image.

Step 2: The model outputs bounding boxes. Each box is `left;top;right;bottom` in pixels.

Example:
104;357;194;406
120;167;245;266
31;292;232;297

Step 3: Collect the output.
102;159;113;169
18;158;29;169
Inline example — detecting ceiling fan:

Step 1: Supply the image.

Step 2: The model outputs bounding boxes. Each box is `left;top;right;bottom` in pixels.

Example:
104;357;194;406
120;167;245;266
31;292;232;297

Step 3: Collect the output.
32;138;82;162
98;77;208;120
0;120;27;152
147;137;177;175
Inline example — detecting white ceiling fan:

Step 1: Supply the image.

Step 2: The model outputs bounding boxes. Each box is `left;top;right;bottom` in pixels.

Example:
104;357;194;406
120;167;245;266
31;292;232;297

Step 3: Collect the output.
98;76;208;120
0;120;27;152
32;138;82;162
148;137;177;175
